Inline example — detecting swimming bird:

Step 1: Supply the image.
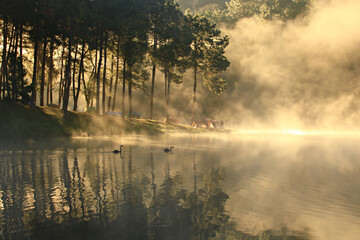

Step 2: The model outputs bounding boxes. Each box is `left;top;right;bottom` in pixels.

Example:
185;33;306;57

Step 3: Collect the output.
113;145;123;154
163;146;174;154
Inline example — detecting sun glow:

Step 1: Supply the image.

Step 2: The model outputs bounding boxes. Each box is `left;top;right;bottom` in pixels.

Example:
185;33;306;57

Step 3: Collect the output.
235;129;306;136
282;129;304;135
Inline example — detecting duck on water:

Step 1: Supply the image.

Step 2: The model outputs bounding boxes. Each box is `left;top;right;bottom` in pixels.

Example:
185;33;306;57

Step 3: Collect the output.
113;145;173;154
113;145;123;154
163;146;174;154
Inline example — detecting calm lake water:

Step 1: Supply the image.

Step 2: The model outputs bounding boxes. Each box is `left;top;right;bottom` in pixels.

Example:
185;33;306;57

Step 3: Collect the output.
0;133;360;240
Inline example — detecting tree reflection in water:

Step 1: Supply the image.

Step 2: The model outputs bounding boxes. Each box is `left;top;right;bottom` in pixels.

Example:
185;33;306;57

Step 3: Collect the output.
0;145;310;240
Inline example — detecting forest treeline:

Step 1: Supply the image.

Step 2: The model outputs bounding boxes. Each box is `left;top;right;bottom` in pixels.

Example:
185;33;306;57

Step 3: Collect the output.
0;0;230;123
177;0;312;24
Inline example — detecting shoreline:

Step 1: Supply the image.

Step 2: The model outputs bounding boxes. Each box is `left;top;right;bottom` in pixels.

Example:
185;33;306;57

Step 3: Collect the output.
0;103;229;140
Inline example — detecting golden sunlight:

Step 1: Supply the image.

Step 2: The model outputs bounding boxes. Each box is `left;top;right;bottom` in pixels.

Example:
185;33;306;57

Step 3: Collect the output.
282;129;304;135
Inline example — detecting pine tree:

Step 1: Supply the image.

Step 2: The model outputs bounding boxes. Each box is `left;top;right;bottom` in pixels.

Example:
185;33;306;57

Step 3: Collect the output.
187;14;229;123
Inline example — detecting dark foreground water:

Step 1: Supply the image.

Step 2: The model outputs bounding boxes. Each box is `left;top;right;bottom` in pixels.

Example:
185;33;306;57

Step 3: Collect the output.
0;133;360;240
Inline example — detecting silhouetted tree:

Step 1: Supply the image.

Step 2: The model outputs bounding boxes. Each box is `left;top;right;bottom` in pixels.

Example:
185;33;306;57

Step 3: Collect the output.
187;14;230;122
155;1;192;122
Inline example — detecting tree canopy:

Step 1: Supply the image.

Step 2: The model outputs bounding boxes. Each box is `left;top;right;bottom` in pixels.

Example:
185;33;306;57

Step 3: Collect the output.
0;0;231;123
180;0;312;25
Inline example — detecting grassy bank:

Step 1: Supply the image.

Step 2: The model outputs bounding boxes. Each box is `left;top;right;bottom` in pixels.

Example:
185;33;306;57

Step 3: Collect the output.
0;103;228;139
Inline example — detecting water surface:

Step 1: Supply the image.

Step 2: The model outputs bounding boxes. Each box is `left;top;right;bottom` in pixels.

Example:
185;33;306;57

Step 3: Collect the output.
0;134;360;240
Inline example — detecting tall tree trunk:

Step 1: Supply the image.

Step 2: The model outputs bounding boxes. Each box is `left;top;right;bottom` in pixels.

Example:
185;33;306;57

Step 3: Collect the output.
47;38;54;105
191;51;198;123
93;44;98;78
6;24;16;100
107;49;114;111
82;45;92;107
81;64;89;107
0;18;7;100
96;36;103;114
40;38;47;106
91;44;98;107
13;25;19;55
149;34;157;119
1;17;8;99
164;71;168;109
102;31;108;115
128;70;132;118
72;41;78;104
166;73;171;122
63;36;72;113
19;25;24;102
58;46;65;107
164;71;169;122
74;41;85;111
13;25;19;101
112;38;120;111
8;24;15;53
122;60;126;119
31;36;39;106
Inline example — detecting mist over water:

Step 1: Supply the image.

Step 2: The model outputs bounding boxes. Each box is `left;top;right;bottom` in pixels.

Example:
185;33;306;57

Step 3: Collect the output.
1;134;360;240
221;0;360;130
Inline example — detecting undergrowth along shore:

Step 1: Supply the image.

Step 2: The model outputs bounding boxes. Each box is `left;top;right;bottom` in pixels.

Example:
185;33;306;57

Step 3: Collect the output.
0;103;228;139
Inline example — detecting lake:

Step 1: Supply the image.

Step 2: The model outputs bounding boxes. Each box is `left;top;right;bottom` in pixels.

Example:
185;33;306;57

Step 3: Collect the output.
0;133;360;240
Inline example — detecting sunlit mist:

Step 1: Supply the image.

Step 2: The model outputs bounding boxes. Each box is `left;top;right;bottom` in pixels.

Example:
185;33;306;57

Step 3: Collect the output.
219;0;360;131
2;134;360;240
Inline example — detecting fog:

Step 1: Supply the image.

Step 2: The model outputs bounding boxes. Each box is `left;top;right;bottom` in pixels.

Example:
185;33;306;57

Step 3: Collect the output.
220;0;360;131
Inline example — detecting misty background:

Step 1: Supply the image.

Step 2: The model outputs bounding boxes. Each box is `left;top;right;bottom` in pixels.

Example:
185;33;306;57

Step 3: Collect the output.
220;0;360;130
157;0;360;130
